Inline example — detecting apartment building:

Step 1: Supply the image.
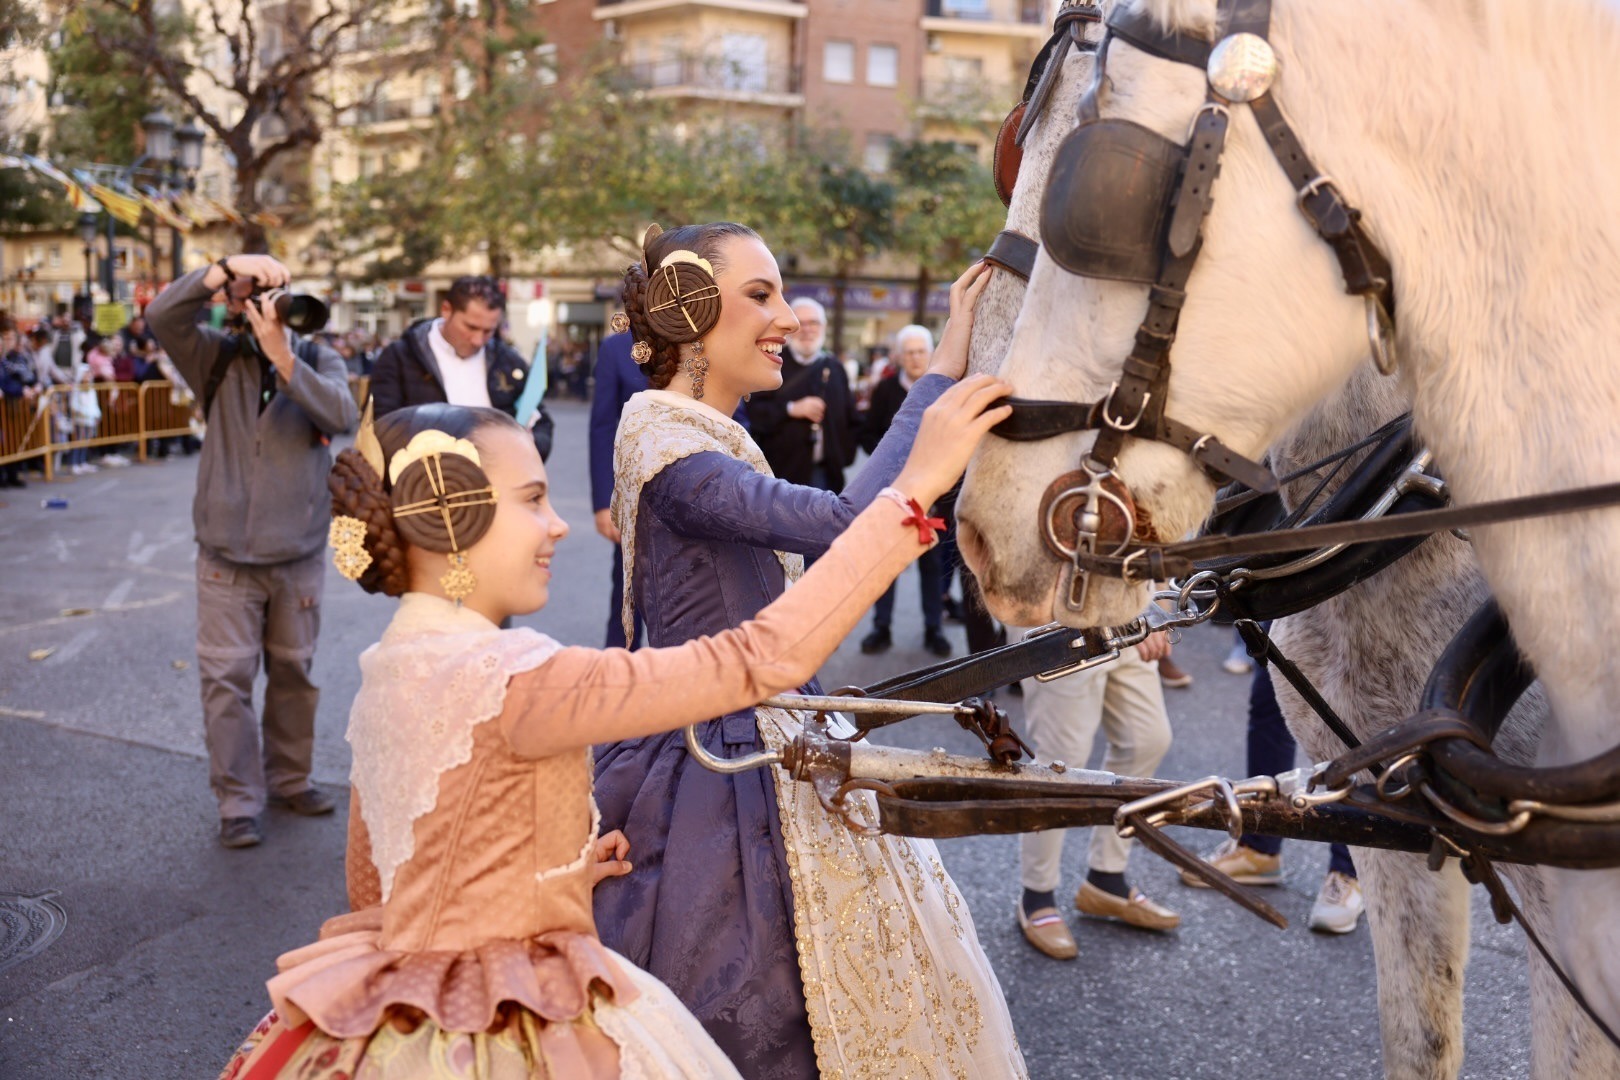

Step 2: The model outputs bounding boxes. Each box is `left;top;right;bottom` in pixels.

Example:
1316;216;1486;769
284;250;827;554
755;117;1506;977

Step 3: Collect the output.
595;0;808;134
917;0;1046;158
799;0;919;172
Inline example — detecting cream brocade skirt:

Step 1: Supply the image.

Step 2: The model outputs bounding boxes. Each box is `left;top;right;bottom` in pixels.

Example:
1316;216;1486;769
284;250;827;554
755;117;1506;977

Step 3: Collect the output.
756;707;1028;1080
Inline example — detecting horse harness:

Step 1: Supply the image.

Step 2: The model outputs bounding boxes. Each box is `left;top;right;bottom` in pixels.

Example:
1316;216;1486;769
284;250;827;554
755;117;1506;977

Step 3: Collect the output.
983;0;1403;614
865;0;1620;1045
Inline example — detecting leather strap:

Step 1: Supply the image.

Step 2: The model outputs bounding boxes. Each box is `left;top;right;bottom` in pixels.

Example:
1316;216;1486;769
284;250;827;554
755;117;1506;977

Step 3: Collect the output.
1320;708;1493;790
855;626;1098;707
1122;811;1288;927
1077;478;1620;582
1234;619;1372;764
984;230;1040;282
1249;93;1395;316
1166;96;1230;257
991;397;1276;491
1106;5;1213;68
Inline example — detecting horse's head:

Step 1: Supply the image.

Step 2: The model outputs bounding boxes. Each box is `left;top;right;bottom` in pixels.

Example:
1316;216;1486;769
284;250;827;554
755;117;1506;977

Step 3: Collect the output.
960;0;1387;628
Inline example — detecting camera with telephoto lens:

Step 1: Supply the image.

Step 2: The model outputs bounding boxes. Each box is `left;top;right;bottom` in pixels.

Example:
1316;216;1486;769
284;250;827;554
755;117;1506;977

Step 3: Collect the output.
224;279;330;358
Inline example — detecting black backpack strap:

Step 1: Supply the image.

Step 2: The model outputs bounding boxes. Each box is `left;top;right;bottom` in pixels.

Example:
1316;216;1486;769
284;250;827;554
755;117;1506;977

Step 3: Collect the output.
201;335;243;420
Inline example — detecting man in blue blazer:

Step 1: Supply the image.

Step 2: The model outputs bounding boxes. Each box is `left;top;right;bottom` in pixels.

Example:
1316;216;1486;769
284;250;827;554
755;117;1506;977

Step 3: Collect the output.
589;329;750;648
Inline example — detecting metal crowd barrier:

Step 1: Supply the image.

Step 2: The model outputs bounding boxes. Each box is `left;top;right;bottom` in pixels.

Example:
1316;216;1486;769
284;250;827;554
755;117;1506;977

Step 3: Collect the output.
0;376;370;482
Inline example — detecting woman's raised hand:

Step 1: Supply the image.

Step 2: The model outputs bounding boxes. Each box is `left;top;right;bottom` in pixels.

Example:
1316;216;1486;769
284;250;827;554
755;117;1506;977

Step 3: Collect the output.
926;261;994;381
893;373;1013;509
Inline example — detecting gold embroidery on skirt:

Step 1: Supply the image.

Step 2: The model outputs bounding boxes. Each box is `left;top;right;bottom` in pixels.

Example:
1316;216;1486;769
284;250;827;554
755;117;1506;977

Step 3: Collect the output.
756;707;991;1080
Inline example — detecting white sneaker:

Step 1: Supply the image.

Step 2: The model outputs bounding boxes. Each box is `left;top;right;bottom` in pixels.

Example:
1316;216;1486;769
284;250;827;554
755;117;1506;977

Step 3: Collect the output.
1309;871;1364;934
101;453;130;467
1222;643;1254;675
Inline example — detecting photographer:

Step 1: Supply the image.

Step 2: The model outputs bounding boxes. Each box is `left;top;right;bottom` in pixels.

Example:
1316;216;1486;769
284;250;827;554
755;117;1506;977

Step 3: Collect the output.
146;254;357;850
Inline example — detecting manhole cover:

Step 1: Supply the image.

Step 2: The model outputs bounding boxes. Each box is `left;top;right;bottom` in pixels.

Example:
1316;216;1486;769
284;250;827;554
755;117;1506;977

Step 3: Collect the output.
0;891;67;975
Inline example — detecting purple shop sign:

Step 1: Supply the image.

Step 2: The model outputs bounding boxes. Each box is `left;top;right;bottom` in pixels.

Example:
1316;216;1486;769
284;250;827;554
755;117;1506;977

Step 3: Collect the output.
786;282;952;315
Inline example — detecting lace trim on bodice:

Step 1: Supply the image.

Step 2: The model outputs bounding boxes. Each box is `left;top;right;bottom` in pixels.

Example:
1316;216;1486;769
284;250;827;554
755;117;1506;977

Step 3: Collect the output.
348;593;563;901
611;389;804;645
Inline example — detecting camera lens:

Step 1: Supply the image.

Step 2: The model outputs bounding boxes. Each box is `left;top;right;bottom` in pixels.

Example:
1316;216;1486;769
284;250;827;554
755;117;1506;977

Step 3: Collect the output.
272;292;330;334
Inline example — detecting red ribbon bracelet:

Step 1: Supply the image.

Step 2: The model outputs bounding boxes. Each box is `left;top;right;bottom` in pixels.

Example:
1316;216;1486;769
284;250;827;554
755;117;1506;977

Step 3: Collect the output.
880;488;946;545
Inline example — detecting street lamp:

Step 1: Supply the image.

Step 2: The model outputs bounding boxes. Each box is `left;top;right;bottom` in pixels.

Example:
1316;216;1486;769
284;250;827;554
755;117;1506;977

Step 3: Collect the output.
171;122;206;280
175;122;205;172
78;211;98;310
142;110;175;165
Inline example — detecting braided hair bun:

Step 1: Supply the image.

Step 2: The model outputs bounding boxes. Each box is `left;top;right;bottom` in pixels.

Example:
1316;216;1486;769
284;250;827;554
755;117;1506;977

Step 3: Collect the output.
329;449;412;597
620;221;762;389
389;452;498;554
642;259;721;343
327;403;524;596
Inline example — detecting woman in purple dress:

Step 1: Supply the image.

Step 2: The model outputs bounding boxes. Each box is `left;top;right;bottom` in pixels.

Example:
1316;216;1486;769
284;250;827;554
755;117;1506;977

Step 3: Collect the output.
593;223;1025;1080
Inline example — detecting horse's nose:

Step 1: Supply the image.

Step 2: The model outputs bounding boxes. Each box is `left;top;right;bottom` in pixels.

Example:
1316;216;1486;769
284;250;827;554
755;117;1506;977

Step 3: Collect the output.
956;515;992;580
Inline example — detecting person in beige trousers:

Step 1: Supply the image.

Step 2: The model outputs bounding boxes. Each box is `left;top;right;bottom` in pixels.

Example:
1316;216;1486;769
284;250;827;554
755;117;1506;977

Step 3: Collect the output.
1014;631;1179;959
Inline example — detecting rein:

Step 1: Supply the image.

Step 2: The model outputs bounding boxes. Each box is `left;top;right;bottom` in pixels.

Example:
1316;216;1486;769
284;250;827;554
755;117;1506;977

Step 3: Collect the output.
1079;476;1620;584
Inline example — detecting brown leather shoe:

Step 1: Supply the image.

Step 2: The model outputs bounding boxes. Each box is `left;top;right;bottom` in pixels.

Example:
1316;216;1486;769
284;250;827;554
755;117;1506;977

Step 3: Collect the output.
1075;881;1181;931
1016;904;1079;960
1158;657;1193;688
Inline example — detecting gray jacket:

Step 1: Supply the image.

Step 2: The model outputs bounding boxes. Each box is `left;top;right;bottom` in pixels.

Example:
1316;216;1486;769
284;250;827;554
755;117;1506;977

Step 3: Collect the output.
146;268;358;565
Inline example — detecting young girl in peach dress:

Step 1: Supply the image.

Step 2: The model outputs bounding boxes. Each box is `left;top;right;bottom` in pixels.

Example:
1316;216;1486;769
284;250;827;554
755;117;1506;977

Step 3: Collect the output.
218;377;1011;1078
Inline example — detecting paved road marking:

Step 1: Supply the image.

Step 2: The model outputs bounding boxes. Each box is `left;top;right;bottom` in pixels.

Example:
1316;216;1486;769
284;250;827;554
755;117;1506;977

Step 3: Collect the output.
103;577;136;609
0;592;185;637
0;706;47;719
43;627;100;666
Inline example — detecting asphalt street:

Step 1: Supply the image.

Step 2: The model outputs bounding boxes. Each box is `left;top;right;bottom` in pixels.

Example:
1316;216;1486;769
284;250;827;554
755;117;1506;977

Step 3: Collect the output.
0;401;1532;1078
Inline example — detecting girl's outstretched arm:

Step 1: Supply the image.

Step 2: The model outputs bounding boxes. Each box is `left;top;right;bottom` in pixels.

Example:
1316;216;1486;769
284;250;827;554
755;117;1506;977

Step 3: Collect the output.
500;496;927;758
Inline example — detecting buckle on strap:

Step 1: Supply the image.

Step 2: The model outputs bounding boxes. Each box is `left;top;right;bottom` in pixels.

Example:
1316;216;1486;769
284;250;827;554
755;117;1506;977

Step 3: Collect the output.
1101;381;1152;432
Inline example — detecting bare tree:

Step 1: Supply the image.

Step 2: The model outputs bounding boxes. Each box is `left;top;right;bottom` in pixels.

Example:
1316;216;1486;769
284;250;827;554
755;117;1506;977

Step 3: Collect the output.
80;0;410;252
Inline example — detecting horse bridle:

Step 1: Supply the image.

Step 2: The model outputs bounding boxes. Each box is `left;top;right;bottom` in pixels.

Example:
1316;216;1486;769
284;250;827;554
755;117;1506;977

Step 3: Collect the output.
989;0;1400;612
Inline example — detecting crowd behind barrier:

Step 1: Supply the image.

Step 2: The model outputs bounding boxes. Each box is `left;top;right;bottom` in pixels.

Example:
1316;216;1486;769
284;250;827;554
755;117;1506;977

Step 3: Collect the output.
0;376;371;481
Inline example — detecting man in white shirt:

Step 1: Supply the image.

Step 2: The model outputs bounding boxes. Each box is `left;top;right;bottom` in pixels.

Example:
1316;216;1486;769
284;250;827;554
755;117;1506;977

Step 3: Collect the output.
369;275;553;458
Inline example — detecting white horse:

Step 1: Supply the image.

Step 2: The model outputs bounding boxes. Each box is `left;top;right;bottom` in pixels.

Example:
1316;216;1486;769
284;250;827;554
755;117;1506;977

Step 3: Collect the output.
961;3;1620;1073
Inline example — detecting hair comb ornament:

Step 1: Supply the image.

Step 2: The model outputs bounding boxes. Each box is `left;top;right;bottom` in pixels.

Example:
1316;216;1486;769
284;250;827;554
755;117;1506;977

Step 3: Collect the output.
388;430;482;485
658;249;717;279
631;340;653;363
329;515;372;581
355;399;385;481
610;312;631;334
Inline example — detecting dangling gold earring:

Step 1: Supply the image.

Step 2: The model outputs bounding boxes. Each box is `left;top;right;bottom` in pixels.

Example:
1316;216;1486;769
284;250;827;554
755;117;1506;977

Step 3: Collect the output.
685;340;709;401
440;549;477;605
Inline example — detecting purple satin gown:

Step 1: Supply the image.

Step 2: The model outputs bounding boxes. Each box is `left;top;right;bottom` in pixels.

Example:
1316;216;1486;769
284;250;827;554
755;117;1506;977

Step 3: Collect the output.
592;376;949;1080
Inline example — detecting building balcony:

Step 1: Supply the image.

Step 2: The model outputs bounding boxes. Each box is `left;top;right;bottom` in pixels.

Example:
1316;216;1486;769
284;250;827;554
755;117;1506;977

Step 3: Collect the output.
340;22;438;58
922;0;1048;37
595;0;806;20
339;97;441;133
918;78;1020;122
625;57;803;107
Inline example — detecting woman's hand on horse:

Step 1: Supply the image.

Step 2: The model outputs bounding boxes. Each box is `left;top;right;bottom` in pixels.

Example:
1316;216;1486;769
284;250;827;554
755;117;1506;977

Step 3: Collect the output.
894;373;1015;507
928;261;994;381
